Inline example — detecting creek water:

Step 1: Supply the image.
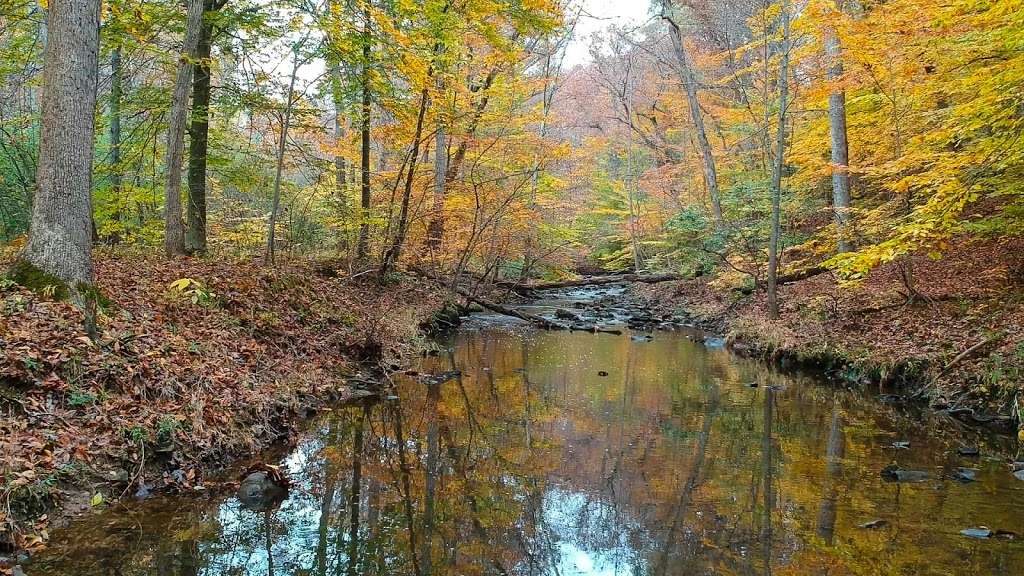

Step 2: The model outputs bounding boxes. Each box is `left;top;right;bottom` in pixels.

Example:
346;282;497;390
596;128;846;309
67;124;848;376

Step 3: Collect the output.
29;288;1024;575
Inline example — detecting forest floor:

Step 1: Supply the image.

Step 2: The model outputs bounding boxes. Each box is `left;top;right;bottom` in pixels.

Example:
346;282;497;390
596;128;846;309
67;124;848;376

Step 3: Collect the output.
0;249;447;555
636;237;1024;428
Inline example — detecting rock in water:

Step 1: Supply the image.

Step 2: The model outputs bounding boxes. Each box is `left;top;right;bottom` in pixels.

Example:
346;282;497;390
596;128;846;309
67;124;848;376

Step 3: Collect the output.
957;446;980;457
880;464;929;483
555;308;581;322
858;519;888;529
238;463;290;511
953;468;977;483
960;527;993;539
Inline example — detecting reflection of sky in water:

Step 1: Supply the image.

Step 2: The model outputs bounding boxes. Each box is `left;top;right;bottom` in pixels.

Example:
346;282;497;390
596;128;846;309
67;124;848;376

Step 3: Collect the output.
545;488;643;575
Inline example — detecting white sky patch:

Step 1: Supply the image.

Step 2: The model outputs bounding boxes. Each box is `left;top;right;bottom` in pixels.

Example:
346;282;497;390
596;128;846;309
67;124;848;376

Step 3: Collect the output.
562;0;654;69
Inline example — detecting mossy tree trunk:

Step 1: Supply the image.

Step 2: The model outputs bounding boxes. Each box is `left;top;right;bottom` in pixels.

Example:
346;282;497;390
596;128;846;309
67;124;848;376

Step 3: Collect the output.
21;0;101;299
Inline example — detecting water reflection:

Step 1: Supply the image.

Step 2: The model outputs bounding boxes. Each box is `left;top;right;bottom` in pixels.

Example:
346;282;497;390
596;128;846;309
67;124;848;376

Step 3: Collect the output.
31;323;1024;575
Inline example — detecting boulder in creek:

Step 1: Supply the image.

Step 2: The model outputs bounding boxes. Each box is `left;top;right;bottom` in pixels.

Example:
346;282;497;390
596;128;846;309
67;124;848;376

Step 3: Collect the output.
238;463;290;511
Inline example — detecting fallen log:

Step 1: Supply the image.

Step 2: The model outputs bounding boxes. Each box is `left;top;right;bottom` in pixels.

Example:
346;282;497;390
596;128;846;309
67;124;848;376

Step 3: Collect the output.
777;265;829;285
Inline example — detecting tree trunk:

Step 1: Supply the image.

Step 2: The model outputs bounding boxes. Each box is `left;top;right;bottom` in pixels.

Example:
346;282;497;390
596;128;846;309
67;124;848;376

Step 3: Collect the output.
664;6;724;229
330;60;348;205
264;44;302;265
380;87;429;277
164;0;205;256
186;0;216;255
825;1;852;253
766;0;791;320
20;0;100;299
425;66;498;252
356;3;372;261
109;44;123;232
425;113;446;254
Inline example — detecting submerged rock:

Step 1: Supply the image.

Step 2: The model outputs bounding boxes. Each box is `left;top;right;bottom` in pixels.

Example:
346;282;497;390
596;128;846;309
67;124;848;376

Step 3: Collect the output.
957;446;980;457
881;464;930;483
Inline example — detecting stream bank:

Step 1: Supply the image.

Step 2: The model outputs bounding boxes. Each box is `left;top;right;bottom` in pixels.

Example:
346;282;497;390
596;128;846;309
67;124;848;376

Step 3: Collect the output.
0;250;447;556
20;283;1024;576
632;238;1024;432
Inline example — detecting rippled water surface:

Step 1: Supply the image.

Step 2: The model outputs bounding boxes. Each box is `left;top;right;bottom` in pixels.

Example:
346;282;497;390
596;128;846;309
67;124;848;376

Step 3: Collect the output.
30;289;1024;575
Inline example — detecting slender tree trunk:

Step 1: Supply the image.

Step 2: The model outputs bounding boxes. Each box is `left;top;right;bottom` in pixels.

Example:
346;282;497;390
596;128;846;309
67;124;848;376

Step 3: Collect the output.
186;0;216;255
664;6;724;229
109;44;123;234
20;0;101;302
356;4;372;261
766;0;791;320
380;87;429;277
330;61;348;203
265;44;302;265
825;1;852;253
164;0;205;256
425;66;498;253
426;107;447;255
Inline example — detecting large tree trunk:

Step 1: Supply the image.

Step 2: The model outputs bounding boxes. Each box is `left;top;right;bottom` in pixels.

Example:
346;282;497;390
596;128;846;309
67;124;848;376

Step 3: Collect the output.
356;3;372;261
186;0;217;255
664;5;724;229
20;0;100;296
825;0;852;253
767;0;791;319
164;0;205;256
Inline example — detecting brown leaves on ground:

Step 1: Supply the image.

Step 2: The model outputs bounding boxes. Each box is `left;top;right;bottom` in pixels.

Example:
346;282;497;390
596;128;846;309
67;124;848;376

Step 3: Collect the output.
0;249;443;546
638;237;1024;414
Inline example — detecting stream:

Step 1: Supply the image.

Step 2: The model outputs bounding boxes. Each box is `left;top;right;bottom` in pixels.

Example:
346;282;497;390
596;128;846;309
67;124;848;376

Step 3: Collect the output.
28;287;1024;575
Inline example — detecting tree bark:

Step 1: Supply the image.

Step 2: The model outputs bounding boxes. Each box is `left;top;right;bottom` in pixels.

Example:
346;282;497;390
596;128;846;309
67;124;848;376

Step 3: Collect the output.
21;0;100;294
356;3;372;261
825;0;852;253
164;0;205;256
663;4;724;229
767;0;791;319
186;0;218;255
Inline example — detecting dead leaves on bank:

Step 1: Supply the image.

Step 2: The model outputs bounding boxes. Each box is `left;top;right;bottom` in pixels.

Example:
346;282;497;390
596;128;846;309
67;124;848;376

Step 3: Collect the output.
0;251;442;550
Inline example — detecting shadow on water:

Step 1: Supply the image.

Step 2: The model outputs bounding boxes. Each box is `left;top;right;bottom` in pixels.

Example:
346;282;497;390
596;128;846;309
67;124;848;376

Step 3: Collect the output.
29;289;1024;575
